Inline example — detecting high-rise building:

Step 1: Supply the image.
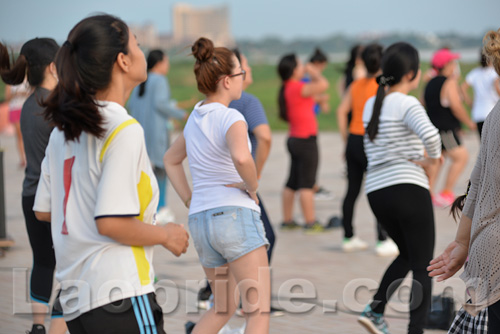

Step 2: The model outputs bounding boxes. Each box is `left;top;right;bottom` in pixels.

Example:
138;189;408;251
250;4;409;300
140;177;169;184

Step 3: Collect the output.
173;3;234;47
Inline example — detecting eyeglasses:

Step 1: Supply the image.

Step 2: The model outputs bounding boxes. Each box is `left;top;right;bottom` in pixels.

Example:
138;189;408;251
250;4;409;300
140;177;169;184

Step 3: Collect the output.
215;70;246;84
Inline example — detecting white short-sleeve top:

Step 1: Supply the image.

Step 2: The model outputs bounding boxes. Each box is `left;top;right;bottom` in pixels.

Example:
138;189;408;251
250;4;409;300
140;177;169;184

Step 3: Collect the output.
184;101;260;215
34;101;159;321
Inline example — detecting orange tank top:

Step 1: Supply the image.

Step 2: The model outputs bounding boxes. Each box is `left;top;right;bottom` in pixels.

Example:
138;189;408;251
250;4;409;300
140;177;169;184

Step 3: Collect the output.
349;77;379;135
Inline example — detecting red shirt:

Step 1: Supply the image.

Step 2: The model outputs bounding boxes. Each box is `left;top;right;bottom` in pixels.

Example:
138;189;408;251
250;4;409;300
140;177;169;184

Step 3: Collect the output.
285;80;317;138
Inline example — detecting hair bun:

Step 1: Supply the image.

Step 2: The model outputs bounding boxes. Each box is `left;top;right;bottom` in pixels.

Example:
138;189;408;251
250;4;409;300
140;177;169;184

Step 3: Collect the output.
192;37;214;62
483;29;500;75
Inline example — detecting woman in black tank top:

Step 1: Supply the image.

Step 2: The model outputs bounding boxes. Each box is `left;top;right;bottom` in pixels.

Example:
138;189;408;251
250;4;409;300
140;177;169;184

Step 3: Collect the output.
423;49;475;208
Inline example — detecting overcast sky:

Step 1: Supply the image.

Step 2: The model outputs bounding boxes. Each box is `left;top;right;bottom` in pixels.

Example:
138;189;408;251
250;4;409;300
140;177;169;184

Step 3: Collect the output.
1;0;498;43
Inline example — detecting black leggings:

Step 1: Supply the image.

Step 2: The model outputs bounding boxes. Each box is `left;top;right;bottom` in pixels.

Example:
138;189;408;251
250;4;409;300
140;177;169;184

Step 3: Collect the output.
489;300;500;334
367;184;435;334
258;193;275;262
477;121;484;139
342;134;387;240
22;195;56;306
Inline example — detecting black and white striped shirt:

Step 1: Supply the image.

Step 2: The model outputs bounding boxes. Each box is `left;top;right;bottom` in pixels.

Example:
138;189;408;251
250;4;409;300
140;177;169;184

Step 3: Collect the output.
362;92;442;194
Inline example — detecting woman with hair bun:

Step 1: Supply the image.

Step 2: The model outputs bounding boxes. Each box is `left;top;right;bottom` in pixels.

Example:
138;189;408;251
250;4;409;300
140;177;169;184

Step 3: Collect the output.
164;37;270;334
0;37;66;334
33;14;189;333
429;28;500;333
358;42;441;334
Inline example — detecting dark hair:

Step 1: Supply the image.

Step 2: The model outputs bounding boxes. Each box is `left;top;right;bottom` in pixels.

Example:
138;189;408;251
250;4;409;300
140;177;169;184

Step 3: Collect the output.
344;44;363;76
310;48;328;64
138;49;165;97
277;54;297;122
233;48;242;63
480;52;488;67
450;181;470;221
191;37;235;95
0;38;59;87
361;43;383;75
366;42;419;141
43;14;130;142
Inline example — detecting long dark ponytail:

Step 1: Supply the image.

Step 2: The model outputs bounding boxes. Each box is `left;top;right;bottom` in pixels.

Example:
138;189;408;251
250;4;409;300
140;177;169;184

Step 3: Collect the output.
42;14;129;142
277;54;297;122
0;38;59;87
366;42;419;141
138;49;165;97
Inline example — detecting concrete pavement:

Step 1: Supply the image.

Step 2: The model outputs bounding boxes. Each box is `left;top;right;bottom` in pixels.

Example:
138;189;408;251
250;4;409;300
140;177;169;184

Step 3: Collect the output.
0;130;479;333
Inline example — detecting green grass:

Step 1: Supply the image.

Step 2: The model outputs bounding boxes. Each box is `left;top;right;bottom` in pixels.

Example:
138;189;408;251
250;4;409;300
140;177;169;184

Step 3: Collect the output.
0;61;476;131
168;61;475;131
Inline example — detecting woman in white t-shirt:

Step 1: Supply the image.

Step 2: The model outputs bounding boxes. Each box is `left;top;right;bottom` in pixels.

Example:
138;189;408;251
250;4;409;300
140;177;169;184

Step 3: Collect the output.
33;14;189;334
164;37;270;334
461;51;500;137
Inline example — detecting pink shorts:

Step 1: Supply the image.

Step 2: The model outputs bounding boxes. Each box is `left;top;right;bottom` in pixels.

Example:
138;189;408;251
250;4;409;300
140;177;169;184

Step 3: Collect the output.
8;108;21;123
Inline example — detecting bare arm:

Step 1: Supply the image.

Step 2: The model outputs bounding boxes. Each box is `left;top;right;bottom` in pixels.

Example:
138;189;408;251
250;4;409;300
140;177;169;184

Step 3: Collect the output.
253;124;272;179
164;133;192;208
4;85;11;102
444;78;476;130
336;86;352;144
460;81;472;107
301;63;329;98
495;78;500;96
226;121;258;201
96;217;189;256
34;211;51;222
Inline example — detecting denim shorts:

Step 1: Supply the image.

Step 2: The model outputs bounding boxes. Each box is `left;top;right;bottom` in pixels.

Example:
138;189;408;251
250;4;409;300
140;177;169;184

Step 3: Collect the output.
188;206;269;268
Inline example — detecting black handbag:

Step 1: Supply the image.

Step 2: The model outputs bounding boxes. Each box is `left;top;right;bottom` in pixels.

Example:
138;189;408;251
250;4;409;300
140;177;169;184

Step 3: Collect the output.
425;293;456;330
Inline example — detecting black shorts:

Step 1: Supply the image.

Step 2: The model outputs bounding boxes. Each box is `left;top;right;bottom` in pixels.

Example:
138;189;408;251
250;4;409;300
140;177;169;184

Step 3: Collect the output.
66;293;166;334
285;136;318;190
439;129;462;152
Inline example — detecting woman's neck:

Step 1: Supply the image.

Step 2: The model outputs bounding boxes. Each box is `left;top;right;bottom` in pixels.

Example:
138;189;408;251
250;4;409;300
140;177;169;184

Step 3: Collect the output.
387;82;411;95
202;93;232;107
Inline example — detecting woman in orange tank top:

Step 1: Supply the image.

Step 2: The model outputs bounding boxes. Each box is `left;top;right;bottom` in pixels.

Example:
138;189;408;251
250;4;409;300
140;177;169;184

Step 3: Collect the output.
334;44;398;256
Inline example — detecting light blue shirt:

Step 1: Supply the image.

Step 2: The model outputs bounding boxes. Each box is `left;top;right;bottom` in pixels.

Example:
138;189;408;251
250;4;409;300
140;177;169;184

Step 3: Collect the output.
127;73;186;167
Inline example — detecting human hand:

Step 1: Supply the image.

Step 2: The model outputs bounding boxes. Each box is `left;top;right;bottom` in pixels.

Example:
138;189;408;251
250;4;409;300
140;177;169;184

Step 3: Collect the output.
305;63;320;78
225;182;259;205
162;223;189;257
410;156;442;169
427;240;468;281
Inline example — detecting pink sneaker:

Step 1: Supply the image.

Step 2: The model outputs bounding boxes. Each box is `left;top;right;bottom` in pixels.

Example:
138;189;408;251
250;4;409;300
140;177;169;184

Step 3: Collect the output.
433;192;455;208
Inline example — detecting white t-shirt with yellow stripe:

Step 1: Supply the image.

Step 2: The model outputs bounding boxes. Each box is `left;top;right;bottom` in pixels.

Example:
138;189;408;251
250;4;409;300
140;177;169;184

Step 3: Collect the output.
34;101;159;321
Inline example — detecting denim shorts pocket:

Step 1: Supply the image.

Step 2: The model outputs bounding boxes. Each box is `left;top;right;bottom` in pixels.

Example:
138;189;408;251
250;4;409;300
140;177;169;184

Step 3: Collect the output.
210;208;246;248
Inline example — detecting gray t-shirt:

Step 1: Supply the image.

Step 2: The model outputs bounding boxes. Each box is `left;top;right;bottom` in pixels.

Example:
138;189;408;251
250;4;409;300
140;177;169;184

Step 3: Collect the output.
20;87;53;197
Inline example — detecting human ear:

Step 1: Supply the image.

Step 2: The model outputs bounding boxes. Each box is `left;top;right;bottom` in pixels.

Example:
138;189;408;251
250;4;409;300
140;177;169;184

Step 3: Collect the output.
116;52;130;73
222;75;231;89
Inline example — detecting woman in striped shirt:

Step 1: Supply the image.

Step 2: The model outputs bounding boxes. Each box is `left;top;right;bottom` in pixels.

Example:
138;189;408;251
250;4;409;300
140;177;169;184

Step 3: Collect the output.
357;42;442;334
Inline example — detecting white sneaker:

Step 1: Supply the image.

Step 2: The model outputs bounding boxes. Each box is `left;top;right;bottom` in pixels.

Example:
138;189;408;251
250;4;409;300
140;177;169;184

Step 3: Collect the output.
156;207;176;225
342;236;369;252
376;239;399;257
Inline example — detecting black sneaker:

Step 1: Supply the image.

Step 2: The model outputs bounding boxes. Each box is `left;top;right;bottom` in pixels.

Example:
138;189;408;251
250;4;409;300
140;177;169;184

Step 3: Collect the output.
314;187;334;200
185;321;196;334
197;282;212;309
26;324;46;334
326;216;343;229
280;221;301;230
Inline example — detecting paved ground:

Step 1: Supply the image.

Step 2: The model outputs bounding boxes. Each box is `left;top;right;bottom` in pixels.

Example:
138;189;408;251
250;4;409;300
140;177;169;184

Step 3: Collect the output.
0;130;480;334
